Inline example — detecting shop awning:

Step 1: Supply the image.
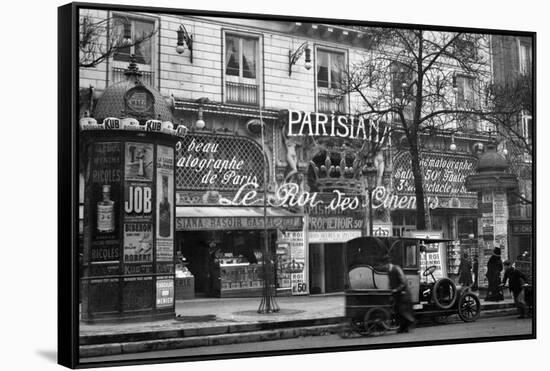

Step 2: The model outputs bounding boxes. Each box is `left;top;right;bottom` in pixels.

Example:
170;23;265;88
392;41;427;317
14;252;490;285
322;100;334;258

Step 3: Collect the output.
176;206;303;231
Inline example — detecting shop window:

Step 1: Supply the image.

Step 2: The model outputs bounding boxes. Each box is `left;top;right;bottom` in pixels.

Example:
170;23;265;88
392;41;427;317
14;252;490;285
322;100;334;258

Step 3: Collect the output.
404;213;416;227
316;48;347;113
110;14;157;87
224;32;262;106
392;212;416;237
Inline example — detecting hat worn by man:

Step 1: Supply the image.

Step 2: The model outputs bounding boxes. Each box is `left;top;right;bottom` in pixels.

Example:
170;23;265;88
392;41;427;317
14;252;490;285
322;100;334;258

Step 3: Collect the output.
493;247;501;256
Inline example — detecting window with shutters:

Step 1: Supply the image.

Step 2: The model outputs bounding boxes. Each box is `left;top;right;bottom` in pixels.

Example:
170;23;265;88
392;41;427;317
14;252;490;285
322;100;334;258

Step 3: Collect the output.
316;48;347;114
223;32;262;106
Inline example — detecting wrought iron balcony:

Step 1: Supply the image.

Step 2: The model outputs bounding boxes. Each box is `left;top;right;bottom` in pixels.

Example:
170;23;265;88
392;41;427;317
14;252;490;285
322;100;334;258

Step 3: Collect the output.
112;66;154;86
226;81;259;106
318;93;346;113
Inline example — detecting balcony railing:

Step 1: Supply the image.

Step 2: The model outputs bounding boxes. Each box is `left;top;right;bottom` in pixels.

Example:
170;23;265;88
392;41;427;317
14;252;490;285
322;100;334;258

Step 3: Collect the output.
225;81;259;106
318;93;346;113
112;67;154;86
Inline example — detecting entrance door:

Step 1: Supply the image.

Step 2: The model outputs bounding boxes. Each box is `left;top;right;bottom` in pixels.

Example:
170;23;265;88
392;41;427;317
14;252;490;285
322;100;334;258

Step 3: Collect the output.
324;243;344;293
178;232;211;296
309;244;324;294
458;218;478;258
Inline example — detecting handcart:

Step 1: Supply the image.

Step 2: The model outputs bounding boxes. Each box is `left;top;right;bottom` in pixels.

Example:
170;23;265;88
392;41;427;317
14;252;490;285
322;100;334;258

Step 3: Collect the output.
340;237;481;337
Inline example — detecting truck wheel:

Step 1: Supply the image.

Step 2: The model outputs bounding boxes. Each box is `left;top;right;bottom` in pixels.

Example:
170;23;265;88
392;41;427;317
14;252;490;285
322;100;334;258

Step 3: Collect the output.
433;278;457;310
458;293;481;322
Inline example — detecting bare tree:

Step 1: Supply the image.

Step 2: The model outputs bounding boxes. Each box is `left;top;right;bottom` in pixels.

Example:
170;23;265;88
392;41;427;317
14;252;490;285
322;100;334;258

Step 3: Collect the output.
341;28;498;230
487;73;532;157
79;14;156;68
487;73;533;205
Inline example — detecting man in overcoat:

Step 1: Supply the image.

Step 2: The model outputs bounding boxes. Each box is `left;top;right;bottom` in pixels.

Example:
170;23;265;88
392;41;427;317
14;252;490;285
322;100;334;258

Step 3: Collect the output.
502;260;529;318
383;255;415;333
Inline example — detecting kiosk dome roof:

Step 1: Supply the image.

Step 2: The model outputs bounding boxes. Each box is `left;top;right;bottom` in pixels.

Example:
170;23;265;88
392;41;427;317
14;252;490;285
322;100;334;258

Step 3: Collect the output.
477;142;508;172
93;59;173;122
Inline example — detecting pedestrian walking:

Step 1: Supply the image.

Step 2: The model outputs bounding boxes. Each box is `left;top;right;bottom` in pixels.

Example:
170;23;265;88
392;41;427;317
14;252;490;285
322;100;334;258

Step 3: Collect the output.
502;260;529;318
472;255;479;290
485;247;504;301
383;255;415;333
457;252;473;287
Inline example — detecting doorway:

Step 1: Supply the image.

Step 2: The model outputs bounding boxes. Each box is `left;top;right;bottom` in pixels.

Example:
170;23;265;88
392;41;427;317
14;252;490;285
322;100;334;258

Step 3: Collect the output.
324;243;345;293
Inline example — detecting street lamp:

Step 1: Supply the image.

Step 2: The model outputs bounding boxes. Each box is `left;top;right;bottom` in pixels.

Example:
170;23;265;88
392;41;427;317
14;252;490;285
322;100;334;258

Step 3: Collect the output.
450;135;457;151
288;42;312;76
176;24;194;63
362;160;378;236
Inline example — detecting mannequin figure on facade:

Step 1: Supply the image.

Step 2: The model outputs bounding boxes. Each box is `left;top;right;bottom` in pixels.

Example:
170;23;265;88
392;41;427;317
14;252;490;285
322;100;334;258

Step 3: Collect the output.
282;124;302;181
373;149;385;187
297;172;309;193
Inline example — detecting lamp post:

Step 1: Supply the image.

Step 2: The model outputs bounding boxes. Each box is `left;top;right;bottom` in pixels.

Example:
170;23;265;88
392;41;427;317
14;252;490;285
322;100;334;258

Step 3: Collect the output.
362;160;378;236
257;107;279;314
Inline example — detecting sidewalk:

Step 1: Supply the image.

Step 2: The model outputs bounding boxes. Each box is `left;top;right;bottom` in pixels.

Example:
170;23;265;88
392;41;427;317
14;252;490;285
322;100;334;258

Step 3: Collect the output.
80;292;518;358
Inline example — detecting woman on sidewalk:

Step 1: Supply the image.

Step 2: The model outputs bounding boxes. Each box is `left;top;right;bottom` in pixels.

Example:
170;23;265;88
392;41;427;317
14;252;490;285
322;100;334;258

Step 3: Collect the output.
485;247;504;301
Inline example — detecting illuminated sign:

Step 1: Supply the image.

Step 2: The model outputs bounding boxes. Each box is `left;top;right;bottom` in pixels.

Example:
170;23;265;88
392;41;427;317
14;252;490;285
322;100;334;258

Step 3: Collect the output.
286;109;389;143
220;182;440;212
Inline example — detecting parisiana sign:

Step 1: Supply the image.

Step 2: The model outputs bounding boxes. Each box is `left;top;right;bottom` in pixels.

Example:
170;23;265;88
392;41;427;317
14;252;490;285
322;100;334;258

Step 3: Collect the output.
286;110;389;144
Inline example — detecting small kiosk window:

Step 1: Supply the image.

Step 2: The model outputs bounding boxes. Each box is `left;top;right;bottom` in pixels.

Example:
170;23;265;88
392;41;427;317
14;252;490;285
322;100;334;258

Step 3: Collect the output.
404;243;417;268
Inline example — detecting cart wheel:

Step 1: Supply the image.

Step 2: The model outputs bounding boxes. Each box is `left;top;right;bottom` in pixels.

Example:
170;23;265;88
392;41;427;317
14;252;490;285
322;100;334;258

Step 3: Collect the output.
363;308;390;336
458;292;481;322
433;278;457;310
338;321;353;338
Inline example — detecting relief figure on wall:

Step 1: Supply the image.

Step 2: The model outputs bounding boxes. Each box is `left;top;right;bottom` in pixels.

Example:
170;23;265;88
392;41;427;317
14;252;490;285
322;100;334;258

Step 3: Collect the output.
282;124;302;182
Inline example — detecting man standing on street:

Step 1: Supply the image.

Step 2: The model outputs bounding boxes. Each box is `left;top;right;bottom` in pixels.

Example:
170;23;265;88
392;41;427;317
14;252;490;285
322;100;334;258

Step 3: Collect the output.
502;260;528;318
383;255;415;333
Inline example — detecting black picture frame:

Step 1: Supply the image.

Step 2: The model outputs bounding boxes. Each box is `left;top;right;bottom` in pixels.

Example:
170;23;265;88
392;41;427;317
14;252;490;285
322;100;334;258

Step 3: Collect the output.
59;2;536;368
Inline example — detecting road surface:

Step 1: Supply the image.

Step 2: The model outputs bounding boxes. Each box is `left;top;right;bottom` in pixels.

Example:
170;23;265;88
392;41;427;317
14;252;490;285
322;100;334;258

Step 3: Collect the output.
82;314;533;363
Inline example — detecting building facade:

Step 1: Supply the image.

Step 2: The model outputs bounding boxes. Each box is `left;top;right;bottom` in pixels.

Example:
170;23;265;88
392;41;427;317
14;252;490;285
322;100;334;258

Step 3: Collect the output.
79;9;533;298
490;35;533;278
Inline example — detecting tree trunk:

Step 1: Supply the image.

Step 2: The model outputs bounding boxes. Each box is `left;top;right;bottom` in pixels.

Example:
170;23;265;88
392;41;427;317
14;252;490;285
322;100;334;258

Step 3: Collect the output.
411;31;427;231
409;135;427;230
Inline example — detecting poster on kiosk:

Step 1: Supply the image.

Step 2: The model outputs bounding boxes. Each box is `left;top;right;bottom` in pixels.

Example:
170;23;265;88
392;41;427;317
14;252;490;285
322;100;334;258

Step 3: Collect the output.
408;230;447;280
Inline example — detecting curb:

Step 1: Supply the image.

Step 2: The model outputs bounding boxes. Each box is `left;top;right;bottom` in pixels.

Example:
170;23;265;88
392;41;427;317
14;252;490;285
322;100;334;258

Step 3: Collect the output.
80;324;339;358
80;317;342;346
79;305;517;358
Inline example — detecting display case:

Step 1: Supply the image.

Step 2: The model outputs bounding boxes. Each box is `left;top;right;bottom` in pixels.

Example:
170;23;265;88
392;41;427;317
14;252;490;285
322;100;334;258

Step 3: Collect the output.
212;263;264;298
276;243;292;295
175;261;195;300
447;241;461;275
